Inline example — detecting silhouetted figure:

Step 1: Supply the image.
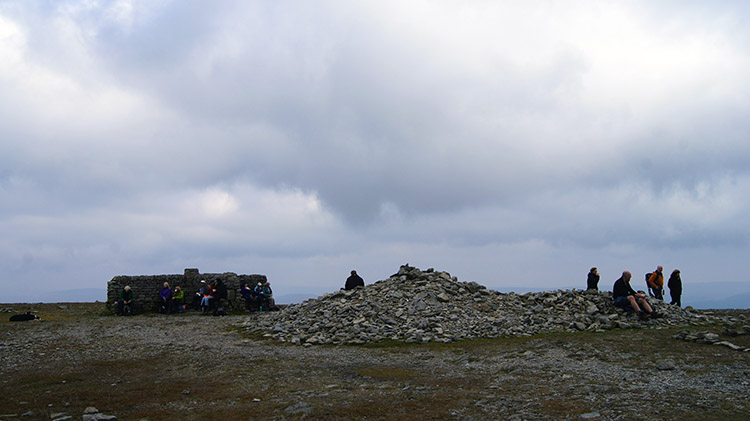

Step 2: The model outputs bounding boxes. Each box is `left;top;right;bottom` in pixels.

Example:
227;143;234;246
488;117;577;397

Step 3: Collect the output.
344;270;365;290
668;269;682;307
587;267;600;291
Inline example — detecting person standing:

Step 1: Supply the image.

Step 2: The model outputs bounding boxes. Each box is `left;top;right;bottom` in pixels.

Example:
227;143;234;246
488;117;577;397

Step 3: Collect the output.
668;269;682;307
586;267;600;291
647;266;665;300
344;270;365;290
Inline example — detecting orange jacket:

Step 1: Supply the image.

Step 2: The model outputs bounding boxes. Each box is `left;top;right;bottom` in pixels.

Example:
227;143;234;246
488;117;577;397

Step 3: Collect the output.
647;271;664;289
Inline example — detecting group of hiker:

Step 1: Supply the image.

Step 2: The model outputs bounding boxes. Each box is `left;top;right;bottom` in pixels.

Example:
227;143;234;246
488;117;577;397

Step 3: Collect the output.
239;280;275;312
113;278;276;316
587;265;684;319
116;265;686;319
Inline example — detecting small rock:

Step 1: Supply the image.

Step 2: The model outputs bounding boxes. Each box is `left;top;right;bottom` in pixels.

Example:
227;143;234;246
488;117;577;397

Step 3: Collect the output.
715;341;743;351
656;360;677;370
284;402;312;415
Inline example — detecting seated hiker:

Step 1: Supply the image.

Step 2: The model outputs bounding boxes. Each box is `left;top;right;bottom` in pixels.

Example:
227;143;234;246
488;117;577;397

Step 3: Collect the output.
613;271;660;320
213;279;228;315
344;270;365;290
262;280;277;310
253;281;275;311
200;281;216;314
240;282;258;311
192;280;207;310
646;266;665;300
118;285;134;316
170;285;185;314
159;282;172;314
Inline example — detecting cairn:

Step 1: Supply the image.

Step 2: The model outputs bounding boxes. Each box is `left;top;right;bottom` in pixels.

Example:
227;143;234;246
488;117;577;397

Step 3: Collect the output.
241;264;713;346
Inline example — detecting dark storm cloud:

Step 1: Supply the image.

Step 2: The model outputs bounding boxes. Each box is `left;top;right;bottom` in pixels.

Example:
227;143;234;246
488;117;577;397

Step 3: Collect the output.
2;1;750;302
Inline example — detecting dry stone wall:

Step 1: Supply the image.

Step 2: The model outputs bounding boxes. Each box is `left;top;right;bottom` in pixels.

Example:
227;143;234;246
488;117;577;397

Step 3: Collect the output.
106;268;267;312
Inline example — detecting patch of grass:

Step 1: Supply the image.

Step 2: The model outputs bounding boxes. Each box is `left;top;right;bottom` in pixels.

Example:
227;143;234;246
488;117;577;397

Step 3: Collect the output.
353;366;419;381
0;302;107;323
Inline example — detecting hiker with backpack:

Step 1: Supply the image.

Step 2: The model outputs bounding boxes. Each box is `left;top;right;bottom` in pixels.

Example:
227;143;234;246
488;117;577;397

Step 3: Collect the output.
646;266;665;300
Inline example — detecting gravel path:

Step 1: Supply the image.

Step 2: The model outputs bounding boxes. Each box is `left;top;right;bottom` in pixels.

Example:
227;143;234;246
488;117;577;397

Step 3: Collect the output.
1;309;749;420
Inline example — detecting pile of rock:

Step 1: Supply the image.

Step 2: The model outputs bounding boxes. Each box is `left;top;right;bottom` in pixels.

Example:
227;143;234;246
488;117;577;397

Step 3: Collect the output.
675;329;750;351
241;264;714;346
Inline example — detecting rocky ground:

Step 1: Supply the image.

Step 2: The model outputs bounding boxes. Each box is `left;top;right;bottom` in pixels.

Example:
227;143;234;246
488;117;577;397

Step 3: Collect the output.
1;270;749;420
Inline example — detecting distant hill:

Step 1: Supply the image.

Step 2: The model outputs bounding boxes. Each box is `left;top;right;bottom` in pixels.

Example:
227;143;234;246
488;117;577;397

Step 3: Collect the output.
2;288;106;304
486;282;750;310
686;292;750;310
274;293;321;305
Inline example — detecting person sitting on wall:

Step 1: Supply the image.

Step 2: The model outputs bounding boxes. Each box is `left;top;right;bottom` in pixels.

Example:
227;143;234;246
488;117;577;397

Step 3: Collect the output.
344;270;365;290
262;280;276;309
213;279;228;315
240;282;257;311
117;285;134;316
253;281;274;311
200;281;216;314
159;282;172;314
170;285;185;314
193;280;207;310
613;271;660;320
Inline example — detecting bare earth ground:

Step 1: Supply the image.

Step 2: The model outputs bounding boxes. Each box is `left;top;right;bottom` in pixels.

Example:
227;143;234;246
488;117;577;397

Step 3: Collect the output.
1;303;749;420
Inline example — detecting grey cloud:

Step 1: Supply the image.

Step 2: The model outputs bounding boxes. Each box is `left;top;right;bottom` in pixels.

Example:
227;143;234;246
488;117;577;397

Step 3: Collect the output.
2;1;750;302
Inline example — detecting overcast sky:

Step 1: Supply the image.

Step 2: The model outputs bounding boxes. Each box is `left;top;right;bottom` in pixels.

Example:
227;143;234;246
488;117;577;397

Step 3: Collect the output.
2;1;749;304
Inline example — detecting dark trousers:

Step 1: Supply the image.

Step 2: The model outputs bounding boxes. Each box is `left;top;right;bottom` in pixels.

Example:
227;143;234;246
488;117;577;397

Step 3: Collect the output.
118;301;134;316
160;299;172;314
170;300;185;313
670;292;681;307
